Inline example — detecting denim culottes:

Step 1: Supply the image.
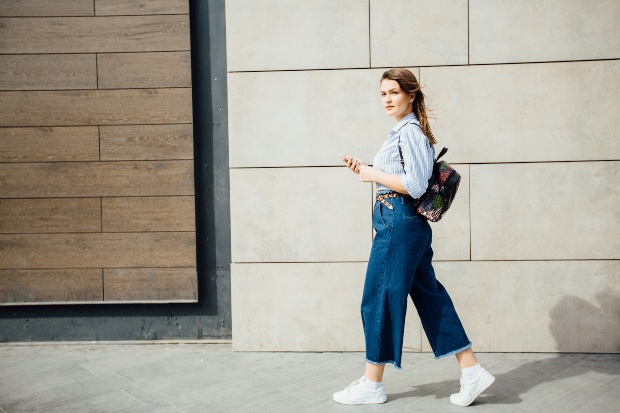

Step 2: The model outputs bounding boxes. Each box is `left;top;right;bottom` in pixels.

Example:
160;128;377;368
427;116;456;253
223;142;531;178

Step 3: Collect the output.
361;195;471;369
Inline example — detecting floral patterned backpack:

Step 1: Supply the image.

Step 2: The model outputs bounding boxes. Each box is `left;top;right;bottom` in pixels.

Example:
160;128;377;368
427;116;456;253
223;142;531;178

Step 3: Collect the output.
398;143;461;222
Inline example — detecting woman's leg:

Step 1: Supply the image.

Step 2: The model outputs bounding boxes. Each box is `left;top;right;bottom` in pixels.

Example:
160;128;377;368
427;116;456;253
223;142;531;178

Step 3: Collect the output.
407;222;494;406
408;223;471;359
334;200;422;405
361;199;431;369
451;347;495;407
365;362;385;382
455;347;478;368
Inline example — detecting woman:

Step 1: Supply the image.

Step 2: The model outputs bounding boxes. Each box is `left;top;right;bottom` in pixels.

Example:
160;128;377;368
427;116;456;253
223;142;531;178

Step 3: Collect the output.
333;68;494;407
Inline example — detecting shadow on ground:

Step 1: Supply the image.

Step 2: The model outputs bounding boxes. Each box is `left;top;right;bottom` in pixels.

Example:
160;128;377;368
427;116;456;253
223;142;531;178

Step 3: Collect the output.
389;292;620;406
388;353;618;406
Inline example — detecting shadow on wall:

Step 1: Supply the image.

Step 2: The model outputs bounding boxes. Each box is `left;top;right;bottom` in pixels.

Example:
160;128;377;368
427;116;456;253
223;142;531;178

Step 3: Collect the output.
390;293;620;405
550;293;620;353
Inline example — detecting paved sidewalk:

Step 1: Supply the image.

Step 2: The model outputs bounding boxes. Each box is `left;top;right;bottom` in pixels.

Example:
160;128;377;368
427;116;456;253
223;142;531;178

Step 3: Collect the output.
0;344;618;412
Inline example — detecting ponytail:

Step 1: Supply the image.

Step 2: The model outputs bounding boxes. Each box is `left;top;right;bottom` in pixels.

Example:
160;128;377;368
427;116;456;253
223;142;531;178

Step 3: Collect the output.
412;90;436;146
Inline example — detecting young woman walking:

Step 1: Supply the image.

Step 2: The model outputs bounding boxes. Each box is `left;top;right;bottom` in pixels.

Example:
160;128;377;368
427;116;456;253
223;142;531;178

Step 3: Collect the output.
333;68;494;407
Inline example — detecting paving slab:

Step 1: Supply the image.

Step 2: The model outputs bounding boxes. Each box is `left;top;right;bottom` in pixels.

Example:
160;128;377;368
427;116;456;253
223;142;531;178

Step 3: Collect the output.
0;344;618;413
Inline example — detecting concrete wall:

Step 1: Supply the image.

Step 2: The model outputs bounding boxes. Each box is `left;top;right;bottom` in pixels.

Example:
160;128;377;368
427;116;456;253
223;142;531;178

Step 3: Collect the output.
225;0;620;353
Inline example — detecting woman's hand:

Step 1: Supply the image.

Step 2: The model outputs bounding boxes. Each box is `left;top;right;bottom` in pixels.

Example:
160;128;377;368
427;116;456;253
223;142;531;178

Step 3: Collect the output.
341;155;364;174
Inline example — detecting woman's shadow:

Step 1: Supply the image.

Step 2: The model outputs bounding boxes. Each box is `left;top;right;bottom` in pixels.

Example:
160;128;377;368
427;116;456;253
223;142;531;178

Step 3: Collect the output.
389;292;620;406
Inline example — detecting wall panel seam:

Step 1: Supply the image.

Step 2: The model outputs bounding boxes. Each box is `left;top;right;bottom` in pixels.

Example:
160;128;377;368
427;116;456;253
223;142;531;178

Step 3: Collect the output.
226;58;620;74
229;160;620;169
467;0;470;66
0;196;195;200
468;164;472;261
0;124;192;129
0;159;194;165
2;266;198;270
0;231;196;236
0;51;191;57
0;14;190;19
0;87;193;93
230;259;620;264
97;158;195;163
99;197;103;232
368;0;371;68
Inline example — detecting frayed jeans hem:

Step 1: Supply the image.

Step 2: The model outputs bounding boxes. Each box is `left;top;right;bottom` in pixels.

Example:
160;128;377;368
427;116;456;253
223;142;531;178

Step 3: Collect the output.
366;358;402;370
434;342;472;360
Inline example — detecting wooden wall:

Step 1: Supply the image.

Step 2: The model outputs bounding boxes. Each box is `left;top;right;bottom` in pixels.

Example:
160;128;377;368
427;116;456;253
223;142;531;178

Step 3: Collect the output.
0;0;197;304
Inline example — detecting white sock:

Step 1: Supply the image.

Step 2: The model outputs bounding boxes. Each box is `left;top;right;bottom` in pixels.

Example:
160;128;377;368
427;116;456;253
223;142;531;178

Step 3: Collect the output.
461;363;483;381
364;377;383;390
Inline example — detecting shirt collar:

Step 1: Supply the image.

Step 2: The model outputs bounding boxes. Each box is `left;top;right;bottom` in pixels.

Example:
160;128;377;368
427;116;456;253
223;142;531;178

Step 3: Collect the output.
390;111;420;134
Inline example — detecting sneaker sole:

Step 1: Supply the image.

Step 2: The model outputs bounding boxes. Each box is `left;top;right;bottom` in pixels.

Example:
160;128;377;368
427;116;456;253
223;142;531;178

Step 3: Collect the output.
332;397;387;405
454;374;495;407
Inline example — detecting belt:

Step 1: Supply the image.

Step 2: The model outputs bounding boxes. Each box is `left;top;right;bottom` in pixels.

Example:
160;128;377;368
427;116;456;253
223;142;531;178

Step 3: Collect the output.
376;192;407;210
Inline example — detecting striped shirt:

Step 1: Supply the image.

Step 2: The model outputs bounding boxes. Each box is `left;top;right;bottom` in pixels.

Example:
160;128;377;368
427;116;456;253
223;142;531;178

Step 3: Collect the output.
372;112;435;199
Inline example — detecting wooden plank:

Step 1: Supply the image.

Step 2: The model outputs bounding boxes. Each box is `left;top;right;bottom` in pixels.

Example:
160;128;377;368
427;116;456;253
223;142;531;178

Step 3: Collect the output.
0;16;190;54
0;232;196;269
0;88;192;127
99;124;193;161
0;127;99;162
0;54;97;90
102;196;195;232
0;198;101;234
103;268;197;302
0;160;194;198
0;269;102;304
95;0;188;16
97;52;191;89
0;0;93;17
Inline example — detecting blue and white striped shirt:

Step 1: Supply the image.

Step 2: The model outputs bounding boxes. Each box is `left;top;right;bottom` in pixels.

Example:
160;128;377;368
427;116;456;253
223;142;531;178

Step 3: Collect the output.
372;112;435;199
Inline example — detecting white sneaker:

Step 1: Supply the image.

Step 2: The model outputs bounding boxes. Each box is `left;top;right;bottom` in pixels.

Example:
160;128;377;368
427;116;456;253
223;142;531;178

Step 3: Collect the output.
332;376;387;405
450;368;495;406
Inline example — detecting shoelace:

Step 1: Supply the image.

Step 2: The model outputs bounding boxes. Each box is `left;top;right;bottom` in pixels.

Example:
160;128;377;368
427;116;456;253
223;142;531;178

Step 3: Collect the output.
345;379;363;394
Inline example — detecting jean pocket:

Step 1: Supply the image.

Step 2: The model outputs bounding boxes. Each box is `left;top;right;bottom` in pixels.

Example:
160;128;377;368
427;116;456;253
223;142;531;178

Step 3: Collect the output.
377;202;394;230
404;206;425;224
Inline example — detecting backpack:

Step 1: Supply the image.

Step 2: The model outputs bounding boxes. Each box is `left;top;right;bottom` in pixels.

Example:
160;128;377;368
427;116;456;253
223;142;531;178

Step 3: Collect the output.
397;143;461;222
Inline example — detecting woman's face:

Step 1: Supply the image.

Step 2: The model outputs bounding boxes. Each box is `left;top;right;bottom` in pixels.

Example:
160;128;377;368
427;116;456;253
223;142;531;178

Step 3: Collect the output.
380;79;413;122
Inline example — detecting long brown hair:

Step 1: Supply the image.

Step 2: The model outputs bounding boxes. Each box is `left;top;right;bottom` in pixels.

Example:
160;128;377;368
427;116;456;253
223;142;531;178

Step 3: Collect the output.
381;68;436;146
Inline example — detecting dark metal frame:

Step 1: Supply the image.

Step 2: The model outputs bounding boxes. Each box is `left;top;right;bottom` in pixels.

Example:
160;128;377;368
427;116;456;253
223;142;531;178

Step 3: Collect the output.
0;0;232;342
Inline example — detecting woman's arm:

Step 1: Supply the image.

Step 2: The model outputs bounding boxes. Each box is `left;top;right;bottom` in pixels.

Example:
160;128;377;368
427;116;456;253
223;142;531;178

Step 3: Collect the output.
341;156;408;194
359;165;408;194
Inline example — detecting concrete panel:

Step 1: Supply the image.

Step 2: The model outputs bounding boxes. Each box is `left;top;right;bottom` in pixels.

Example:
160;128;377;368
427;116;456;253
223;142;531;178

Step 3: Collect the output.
421;60;620;163
421;261;620;353
470;0;620;64
225;0;369;71
231;263;423;351
230;164;469;263
426;164;470;261
230;167;371;263
370;0;468;67
470;162;619;261
228;69;404;168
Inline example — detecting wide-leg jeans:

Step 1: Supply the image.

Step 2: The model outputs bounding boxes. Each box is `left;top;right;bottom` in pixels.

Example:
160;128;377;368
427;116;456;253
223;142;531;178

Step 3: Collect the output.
361;195;471;369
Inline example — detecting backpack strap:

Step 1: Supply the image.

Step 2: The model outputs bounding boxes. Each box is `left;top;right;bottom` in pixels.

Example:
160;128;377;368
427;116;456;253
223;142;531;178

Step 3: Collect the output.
397;136;406;173
436;147;448;161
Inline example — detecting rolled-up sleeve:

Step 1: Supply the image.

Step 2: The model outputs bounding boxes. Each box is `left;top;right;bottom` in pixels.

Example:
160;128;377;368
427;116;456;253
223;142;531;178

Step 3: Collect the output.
398;125;434;199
